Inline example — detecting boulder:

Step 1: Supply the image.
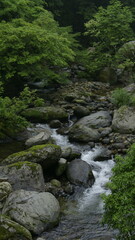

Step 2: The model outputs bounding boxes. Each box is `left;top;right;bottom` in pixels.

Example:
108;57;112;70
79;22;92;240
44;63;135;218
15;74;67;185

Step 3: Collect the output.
49;120;62;128
0;215;32;240
0;162;45;192
74;105;90;118
2;144;61;171
61;146;72;159
69;124;101;143
93;148;112;161
2;190;60;235
25;130;52;147
66;159;95;187
22;106;68;123
112;107;135;134
77;111;112;128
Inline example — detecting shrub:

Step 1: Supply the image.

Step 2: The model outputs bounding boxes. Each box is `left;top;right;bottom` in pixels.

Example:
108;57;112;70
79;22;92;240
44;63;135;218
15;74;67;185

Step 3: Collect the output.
102;144;135;240
0;85;44;138
111;88;132;107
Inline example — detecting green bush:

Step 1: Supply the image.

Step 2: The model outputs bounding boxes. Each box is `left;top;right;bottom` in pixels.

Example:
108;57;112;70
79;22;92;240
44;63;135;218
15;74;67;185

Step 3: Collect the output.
85;0;134;75
0;85;44;138
111;88;133;107
102;144;135;240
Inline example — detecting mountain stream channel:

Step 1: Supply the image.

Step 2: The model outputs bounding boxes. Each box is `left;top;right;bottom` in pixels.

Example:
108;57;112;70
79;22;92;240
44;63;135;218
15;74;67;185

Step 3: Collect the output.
35;123;117;240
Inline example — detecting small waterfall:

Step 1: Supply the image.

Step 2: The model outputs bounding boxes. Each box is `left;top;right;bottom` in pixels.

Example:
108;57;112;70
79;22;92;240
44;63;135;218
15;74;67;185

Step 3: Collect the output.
35;123;116;240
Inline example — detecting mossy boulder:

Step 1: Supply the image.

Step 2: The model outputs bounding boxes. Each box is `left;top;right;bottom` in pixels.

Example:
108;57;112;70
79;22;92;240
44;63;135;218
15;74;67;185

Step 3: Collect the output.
2;190;60;235
0;182;12;202
2;144;61;171
0;162;45;192
0;215;32;240
22;106;68;123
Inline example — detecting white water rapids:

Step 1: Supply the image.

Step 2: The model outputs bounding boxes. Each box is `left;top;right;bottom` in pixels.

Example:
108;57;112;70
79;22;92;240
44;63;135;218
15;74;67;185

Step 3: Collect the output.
36;124;116;240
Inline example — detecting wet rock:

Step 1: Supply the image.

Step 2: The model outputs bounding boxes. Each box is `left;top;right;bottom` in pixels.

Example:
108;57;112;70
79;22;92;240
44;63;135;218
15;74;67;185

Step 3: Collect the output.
2;190;60;235
69;149;82;161
61;146;81;161
0;215;32;240
55;158;67;177
2;144;61;171
49;120;62;128
61;146;72;159
74;105;90;118
69;124;101;143
64;93;77;102
50;179;61;188
25;130;52;147
0;162;45;192
63;182;74;195
66;159;95;187
112;106;135;134
22;106;68;123
93;148;112;161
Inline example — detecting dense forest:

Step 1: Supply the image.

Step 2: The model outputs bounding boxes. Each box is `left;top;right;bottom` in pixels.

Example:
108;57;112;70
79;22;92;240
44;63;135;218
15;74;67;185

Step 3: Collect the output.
0;1;135;240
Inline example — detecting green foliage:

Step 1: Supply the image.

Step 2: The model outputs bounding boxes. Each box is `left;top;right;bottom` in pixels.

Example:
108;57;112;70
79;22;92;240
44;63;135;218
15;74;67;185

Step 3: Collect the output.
85;0;134;74
111;88;135;107
0;0;75;88
111;88;131;107
115;41;135;81
0;85;44;137
102;144;135;239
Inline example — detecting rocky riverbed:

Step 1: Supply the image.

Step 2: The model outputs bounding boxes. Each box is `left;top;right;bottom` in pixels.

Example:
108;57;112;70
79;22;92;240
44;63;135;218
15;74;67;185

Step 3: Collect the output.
0;80;135;240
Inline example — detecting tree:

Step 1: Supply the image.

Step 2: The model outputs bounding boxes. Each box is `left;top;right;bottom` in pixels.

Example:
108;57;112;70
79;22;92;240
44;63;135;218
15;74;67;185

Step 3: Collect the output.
102;144;135;240
85;0;134;74
0;0;75;92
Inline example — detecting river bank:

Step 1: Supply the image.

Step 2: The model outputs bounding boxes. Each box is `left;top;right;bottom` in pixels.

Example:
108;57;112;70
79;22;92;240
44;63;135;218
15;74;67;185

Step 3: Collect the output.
0;80;134;240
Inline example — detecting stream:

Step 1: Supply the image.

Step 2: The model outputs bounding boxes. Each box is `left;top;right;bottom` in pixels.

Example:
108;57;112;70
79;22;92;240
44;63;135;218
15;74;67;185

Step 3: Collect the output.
36;124;116;240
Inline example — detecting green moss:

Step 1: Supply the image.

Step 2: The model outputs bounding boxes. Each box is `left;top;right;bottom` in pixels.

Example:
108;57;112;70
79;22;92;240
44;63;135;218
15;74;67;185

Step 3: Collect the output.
2;144;61;165
8;161;38;171
23;107;68;122
0;215;32;240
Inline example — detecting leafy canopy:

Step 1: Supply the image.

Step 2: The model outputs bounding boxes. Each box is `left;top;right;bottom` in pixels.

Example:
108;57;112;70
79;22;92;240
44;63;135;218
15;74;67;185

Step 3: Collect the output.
85;0;134;73
0;0;75;87
102;144;135;240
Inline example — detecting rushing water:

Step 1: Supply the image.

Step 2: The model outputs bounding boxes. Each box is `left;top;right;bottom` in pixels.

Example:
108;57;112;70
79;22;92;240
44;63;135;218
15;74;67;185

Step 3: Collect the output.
35;124;116;240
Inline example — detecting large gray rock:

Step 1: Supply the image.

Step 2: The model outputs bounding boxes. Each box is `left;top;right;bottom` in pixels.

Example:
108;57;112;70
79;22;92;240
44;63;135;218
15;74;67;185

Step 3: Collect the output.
2;144;61;171
112;107;135;133
22;106;68;123
66;159;95;187
0;162;45;192
2;190;60;235
69;124;101;143
77;111;112;128
74;105;90;118
25;130;52;147
0;215;32;240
